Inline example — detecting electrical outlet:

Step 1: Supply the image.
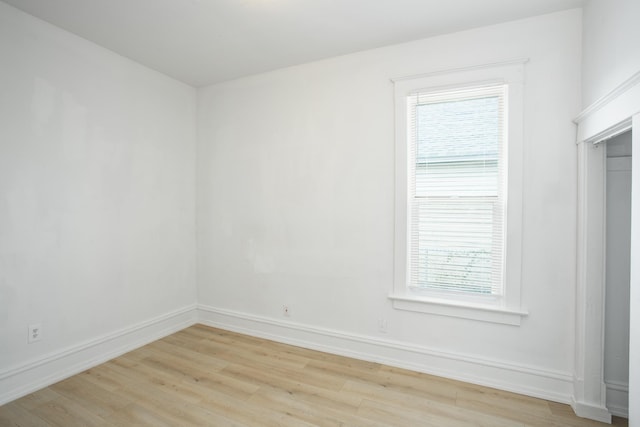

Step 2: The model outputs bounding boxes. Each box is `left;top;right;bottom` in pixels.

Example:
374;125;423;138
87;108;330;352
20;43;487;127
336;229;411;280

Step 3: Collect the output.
283;305;290;317
378;319;388;333
28;323;42;343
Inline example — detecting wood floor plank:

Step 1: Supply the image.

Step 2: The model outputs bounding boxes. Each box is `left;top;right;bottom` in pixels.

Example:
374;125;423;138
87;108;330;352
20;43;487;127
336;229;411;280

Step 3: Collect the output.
456;384;556;425
303;357;383;384
96;358;177;390
48;376;130;419
347;379;527;427
349;364;460;406
358;398;461;427
0;402;51;427
117;383;231;427
179;368;261;401
12;387;59;411
197;386;316;427
0;325;628;427
343;379;456;415
77;368;123;393
147;338;230;371
248;386;388;427
102;402;175;427
218;364;362;414
30;392;111;427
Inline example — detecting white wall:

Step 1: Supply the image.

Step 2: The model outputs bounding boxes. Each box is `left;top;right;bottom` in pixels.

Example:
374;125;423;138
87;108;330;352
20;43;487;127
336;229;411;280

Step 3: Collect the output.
0;2;197;400
197;10;582;400
581;0;640;422
582;0;640;108
605;131;631;417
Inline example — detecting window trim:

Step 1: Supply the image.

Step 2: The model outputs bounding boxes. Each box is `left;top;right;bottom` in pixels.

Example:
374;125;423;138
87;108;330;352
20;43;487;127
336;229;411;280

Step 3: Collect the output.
390;60;528;325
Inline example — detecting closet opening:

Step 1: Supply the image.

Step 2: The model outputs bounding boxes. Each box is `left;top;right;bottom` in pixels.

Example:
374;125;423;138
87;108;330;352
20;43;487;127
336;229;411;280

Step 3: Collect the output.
604;129;632;418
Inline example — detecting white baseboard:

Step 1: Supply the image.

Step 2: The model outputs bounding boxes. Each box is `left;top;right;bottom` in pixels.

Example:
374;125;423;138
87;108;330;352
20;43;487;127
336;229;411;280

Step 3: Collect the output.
197;305;574;406
606;380;629;418
571;398;613;423
2;303;611;424
0;304;198;405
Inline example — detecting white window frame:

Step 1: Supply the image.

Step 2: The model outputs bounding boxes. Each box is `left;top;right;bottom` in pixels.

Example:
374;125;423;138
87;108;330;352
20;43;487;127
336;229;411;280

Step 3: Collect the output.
390;60;528;325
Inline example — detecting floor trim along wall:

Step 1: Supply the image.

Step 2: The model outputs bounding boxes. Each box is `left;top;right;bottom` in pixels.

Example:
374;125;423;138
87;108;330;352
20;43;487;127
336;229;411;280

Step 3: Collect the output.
0;304;198;405
571;398;617;424
606;380;629;418
0;304;579;411
197;304;575;406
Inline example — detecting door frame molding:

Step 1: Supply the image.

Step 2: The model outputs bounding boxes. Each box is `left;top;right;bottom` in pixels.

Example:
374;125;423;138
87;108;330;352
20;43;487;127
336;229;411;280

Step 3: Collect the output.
573;69;640;422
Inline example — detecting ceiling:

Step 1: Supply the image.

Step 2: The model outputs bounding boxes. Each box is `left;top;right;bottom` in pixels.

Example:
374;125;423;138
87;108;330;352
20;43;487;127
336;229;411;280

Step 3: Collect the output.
3;0;584;87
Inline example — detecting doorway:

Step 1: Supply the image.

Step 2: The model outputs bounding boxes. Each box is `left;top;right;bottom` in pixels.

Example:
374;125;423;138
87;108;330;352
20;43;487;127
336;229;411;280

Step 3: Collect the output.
604;130;632;417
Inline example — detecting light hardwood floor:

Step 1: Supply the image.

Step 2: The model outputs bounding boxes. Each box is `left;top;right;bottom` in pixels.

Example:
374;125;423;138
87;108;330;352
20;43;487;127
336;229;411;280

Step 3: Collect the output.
0;324;628;426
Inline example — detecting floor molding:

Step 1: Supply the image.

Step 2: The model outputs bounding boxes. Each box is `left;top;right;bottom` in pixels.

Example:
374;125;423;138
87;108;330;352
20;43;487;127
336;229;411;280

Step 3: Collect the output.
0;304;198;405
0;303;595;420
571;398;613;424
197;304;574;406
606;380;629;418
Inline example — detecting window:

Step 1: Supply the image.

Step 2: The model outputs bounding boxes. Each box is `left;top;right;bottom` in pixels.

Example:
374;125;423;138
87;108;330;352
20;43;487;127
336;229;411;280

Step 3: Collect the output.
391;61;527;325
409;85;505;297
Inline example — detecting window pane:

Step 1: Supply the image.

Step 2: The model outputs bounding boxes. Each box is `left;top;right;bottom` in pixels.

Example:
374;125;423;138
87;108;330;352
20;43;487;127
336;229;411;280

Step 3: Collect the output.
415;96;500;198
411;199;496;294
409;90;504;296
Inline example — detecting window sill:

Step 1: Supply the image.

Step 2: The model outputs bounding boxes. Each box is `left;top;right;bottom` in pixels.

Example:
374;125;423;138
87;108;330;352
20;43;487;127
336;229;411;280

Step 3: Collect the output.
388;293;527;326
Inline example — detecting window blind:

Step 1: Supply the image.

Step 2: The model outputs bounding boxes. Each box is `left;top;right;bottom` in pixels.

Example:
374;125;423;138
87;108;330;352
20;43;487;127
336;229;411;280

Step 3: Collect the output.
407;84;506;296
